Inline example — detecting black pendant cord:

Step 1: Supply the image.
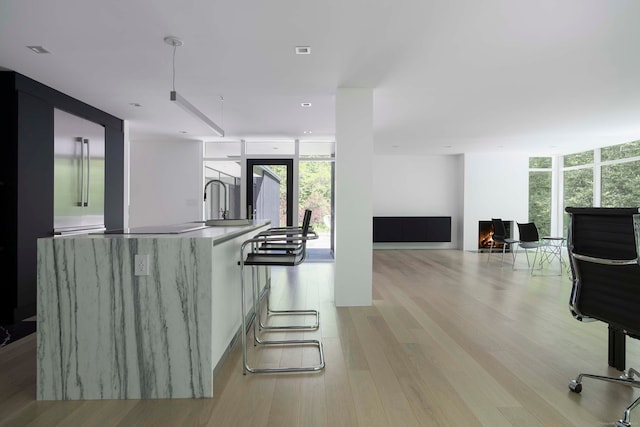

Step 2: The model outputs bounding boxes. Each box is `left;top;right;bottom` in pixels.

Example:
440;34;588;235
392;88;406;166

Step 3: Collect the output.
172;44;177;92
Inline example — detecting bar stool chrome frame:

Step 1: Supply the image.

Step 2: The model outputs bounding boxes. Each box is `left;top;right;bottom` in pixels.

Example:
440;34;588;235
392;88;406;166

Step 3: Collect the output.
238;213;325;374
252;210;320;332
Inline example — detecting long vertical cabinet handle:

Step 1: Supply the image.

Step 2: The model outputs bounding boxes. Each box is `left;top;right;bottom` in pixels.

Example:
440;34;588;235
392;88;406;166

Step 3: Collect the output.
84;138;90;207
78;137;85;207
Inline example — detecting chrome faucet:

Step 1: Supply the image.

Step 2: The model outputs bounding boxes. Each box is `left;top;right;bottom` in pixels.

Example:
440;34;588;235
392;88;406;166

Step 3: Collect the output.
204;179;229;219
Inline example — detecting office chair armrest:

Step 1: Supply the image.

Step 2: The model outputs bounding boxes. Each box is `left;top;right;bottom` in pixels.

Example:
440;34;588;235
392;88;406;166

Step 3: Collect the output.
571;252;638;265
569;308;596;322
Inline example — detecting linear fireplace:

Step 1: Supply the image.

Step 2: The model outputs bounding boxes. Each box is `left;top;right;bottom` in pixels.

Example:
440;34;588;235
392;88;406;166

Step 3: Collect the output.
478;220;513;252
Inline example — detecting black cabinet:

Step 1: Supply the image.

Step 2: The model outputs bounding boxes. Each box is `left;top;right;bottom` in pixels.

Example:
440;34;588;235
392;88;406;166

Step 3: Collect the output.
373;216;452;243
0;72;124;324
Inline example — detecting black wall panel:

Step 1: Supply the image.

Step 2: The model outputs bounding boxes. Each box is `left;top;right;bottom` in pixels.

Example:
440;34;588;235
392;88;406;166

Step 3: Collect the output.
15;91;54;320
1;71;124;324
105;126;125;231
0;75;19;324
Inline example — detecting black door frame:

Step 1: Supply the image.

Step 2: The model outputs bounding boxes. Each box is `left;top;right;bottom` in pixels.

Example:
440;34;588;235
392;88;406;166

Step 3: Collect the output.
246;159;294;226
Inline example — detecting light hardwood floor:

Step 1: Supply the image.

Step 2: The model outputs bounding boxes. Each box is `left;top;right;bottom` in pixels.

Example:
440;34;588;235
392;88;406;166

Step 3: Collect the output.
2;250;639;426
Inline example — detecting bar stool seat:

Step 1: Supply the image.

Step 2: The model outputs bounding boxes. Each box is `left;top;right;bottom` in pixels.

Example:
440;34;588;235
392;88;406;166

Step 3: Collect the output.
245;252;299;265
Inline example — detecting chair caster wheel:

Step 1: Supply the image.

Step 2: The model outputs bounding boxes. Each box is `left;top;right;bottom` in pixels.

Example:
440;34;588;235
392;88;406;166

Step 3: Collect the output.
568;380;582;393
616;420;630;427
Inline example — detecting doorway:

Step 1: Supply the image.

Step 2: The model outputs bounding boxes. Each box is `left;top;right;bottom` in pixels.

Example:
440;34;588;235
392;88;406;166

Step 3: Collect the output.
298;160;334;260
246;159;293;227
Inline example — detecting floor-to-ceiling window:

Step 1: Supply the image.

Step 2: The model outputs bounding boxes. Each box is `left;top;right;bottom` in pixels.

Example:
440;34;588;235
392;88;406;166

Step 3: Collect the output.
529;139;640;237
299;142;335;259
562;149;594;234
600;140;640;207
528;157;552;237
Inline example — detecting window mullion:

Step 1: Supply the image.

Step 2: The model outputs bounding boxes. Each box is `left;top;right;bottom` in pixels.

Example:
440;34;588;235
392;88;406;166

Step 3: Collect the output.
553;155;562;236
593;148;601;207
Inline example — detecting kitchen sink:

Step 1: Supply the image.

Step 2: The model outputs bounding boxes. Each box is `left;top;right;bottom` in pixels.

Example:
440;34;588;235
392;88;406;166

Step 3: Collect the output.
205;219;253;226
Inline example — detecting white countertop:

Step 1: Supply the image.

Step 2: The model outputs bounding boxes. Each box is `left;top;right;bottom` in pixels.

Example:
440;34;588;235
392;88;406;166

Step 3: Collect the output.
49;220;271;245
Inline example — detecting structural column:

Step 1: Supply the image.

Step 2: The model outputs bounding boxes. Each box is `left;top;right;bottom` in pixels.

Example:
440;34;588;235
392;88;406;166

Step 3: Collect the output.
334;88;373;306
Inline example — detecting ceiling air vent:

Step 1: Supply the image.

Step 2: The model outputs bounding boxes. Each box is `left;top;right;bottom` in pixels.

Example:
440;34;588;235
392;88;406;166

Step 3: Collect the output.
295;46;311;55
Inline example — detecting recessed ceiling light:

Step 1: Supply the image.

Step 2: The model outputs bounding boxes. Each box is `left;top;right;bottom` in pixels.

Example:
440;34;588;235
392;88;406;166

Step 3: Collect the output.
301;102;312;107
129;103;142;107
295;46;311;55
26;46;50;54
303;130;312;134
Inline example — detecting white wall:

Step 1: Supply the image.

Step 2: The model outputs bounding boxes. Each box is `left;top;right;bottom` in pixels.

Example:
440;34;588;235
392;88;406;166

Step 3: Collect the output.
462;152;529;251
335;88;373;307
129;139;203;227
372;154;464;249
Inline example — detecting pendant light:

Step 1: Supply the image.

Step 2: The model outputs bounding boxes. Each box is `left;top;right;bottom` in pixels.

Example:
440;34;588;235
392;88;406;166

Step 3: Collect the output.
164;36;225;137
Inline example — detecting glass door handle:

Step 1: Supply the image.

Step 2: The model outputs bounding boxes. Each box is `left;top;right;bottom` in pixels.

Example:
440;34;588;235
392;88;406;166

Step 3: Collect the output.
77;137;85;207
84;138;90;207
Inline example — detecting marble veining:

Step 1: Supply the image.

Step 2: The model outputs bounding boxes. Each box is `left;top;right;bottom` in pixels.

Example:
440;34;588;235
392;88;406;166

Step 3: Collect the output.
37;236;213;400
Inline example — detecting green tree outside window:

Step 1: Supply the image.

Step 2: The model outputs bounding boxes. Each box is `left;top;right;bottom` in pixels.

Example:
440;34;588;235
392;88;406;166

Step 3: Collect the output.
564;168;593;234
564;150;594;167
601;161;640;207
529;171;551;237
601;140;640;162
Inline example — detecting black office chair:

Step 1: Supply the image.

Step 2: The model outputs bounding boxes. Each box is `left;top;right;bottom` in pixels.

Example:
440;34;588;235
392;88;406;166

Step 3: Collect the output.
514;222;541;269
238;209;324;374
488;218;518;264
566;207;640;427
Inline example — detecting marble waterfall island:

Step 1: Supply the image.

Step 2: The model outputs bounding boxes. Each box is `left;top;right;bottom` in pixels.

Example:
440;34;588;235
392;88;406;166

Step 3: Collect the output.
37;221;269;400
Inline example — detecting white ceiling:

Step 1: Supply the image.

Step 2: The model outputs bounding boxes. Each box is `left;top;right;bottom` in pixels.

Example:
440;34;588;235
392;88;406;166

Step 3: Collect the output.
2;0;640;156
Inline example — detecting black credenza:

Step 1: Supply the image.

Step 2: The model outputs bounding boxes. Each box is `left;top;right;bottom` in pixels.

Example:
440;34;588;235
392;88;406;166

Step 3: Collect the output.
373;216;452;243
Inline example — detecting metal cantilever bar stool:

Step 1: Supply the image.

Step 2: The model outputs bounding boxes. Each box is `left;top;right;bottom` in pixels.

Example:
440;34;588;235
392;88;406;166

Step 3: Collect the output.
252;209;319;332
238;209;325;374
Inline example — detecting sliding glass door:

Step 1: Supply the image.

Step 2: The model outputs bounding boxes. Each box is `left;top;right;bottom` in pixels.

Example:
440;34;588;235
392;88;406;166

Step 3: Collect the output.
246;159;294;227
